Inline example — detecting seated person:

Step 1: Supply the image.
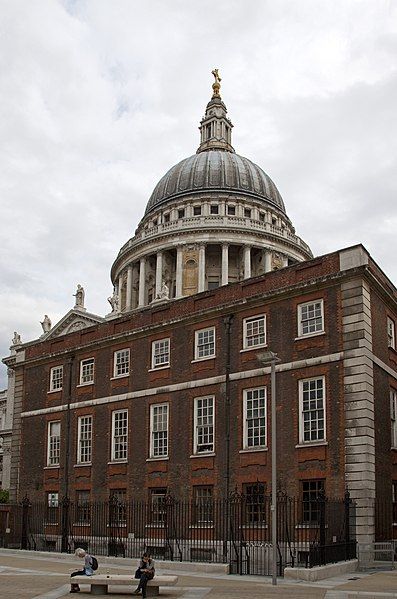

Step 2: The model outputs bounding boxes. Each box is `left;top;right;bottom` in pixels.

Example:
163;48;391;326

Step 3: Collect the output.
70;548;94;593
133;552;155;598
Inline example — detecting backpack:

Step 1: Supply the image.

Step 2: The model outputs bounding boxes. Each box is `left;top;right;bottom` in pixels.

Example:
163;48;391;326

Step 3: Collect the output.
90;556;98;571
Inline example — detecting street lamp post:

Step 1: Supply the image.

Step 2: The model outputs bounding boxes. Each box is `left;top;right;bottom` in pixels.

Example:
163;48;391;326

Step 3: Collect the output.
257;350;281;586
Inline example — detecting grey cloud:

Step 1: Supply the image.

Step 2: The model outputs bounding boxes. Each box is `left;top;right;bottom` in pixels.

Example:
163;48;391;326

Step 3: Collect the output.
1;0;396;388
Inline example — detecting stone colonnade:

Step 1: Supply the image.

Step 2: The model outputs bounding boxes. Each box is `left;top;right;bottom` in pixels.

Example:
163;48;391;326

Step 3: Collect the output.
115;243;289;312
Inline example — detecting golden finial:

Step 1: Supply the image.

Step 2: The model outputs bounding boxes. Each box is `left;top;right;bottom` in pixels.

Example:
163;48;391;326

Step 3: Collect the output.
211;68;221;97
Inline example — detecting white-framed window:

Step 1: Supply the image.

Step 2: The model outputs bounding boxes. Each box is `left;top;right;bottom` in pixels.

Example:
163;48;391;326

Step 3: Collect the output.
243;315;266;349
243;387;267;449
388;317;396;350
76;490;90;523
151;338;170;369
299;377;326;443
150;488;167;524
298;299;324;337
194;396;214;454
47;491;58;507
111;410;128;461
150;403;169;458
109;488;126;524
193;485;214;524
79;358;94;385
391;389;397;448
46;492;59;524
50;366;63;391
114;349;130;377
195;327;215;360
47;421;61;466
77;415;92;464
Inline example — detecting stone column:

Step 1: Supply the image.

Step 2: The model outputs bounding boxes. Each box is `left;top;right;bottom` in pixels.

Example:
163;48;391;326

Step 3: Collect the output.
126;265;133;311
118;273;123;310
155;251;163;298
265;251;272;273
243;245;251;279
221;243;229;286
175;246;183;298
138;257;146;307
198;244;206;292
132;263;139;308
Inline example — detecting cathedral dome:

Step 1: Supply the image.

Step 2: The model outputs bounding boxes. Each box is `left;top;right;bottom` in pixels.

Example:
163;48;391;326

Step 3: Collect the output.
111;71;312;311
145;150;286;215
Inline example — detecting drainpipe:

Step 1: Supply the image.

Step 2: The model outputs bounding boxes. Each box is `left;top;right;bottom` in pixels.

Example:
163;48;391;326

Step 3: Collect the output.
223;314;234;499
61;354;74;554
64;354;75;500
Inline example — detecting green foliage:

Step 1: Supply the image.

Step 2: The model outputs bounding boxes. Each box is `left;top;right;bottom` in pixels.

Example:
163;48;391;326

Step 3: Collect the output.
0;489;9;503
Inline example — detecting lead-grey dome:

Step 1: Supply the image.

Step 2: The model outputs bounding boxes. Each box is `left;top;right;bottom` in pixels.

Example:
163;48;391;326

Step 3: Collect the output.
145;150;286;215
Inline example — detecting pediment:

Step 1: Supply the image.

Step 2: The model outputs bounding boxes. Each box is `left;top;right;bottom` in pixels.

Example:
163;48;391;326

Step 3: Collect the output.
42;309;105;341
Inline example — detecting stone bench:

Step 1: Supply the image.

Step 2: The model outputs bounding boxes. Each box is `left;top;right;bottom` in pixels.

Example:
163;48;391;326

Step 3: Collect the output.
71;574;178;596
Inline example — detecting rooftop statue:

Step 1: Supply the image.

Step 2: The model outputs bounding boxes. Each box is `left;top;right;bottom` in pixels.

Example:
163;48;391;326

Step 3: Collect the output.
41;314;52;334
73;284;85;309
12;332;21;346
211;68;221;97
108;291;119;313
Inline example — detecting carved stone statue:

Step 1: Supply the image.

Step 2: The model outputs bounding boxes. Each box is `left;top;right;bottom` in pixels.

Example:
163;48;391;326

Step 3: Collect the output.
107;292;119;313
12;331;21;345
73;284;85;309
41;314;52;333
211;68;221;97
159;282;169;299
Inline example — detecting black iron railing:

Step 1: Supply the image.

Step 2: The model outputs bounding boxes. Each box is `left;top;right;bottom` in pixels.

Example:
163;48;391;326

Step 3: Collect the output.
0;491;356;576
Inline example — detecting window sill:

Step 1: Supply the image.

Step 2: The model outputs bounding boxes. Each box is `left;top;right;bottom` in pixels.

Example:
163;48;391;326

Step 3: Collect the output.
77;382;94;388
239;447;268;454
107;523;127;528
73;523;91;527
295;441;328;448
110;375;129;381
148;365;170;372
295;524;328;529
189;524;214;529
240;345;267;354
108;460;128;465
146;457;169;462
44;522;59;526
191;356;216;363
74;463;92;468
145;524;165;529
240;524;268;529
47;389;62;395
190;452;215;458
295;331;325;341
44;465;60;470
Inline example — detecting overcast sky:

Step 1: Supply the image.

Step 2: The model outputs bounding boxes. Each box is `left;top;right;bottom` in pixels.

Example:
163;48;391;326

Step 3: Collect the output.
1;0;396;389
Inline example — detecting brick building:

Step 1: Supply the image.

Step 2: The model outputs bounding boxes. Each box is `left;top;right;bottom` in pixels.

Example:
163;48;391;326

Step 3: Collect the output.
3;75;397;550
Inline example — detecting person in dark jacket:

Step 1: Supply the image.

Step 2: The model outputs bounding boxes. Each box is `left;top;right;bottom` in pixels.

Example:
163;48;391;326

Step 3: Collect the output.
133;553;155;598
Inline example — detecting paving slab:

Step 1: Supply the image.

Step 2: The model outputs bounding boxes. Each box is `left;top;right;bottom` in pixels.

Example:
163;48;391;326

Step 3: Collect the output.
1;549;396;599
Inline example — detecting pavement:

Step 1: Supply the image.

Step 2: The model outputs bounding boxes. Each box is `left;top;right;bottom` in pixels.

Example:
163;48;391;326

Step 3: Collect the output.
0;549;397;599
